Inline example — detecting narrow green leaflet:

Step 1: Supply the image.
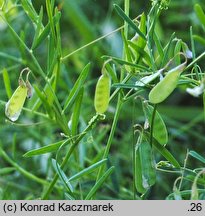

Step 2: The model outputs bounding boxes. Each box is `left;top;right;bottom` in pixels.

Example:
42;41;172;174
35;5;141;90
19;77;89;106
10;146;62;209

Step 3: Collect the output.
189;151;205;164
174;40;182;65
32;12;61;50
112;83;145;89
114;4;146;40
21;0;39;25
68;159;107;182
194;4;205;28
31;6;43;50
23;140;67;157
103;56;150;71
70;88;84;135
128;41;151;65
63;63;90;113
130;13;147;62
2;68;12;98
85;166;114;200
153;32;164;60
152;137;180;168
33;85;54;118
52;159;74;196
193;35;205;46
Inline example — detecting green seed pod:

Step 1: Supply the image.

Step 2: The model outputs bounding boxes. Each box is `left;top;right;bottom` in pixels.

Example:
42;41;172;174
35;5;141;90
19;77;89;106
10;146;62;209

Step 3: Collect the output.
135;131;156;194
94;73;111;114
149;63;186;104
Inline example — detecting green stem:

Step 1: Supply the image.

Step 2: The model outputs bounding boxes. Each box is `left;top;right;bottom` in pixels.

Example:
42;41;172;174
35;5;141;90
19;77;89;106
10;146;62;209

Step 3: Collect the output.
41;114;102;199
0;147;48;186
96;95;123;181
61;25;124;61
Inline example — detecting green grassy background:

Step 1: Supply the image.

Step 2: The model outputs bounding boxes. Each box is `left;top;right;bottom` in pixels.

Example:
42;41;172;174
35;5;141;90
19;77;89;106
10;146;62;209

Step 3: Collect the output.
0;0;205;200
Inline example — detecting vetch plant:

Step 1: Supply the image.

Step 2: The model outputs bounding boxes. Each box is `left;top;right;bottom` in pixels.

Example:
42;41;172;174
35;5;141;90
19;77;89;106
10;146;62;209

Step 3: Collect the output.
0;0;205;200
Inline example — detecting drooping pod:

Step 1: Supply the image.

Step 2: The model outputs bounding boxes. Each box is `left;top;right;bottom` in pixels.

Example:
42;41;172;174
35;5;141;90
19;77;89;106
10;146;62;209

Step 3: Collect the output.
134;129;156;194
5;68;32;121
94;72;111;114
149;61;186;104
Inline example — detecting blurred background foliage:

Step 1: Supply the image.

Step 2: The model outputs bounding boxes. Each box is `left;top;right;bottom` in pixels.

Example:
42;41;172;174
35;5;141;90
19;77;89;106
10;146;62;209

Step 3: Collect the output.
0;0;205;199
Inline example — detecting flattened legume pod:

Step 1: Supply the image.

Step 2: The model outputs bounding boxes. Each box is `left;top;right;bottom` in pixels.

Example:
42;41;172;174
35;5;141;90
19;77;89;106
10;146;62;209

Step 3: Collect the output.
94;73;111;114
5;79;28;122
149;63;186;104
5;68;32;121
135;131;156;194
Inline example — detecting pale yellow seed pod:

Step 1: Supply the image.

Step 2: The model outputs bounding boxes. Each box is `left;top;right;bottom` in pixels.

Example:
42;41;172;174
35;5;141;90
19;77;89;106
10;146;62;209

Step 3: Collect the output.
5;68;32;121
5;80;28;121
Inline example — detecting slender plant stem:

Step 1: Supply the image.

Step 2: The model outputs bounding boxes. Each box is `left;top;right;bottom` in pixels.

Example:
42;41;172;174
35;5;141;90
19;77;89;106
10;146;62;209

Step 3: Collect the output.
61;26;124;61
0;148;48;186
41;114;101;199
96;97;123;181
